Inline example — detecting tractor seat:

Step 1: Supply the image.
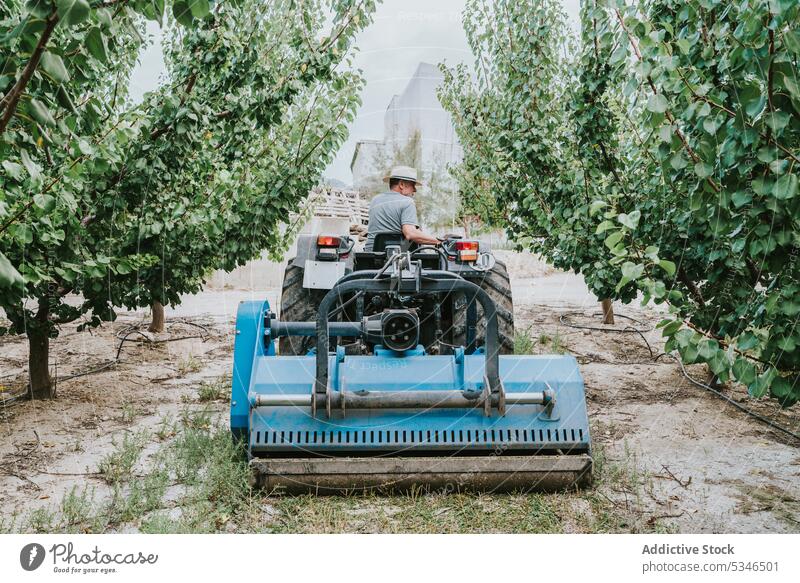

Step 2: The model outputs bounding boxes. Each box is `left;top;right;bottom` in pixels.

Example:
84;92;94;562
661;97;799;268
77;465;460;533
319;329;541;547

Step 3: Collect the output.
371;232;417;253
354;231;418;271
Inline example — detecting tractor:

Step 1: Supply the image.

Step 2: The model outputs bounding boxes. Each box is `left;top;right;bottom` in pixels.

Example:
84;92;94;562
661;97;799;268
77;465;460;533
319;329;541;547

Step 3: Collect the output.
230;230;592;492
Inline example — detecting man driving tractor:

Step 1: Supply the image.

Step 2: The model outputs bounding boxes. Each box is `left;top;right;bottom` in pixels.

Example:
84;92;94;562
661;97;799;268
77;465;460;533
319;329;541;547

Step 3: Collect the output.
364;165;440;251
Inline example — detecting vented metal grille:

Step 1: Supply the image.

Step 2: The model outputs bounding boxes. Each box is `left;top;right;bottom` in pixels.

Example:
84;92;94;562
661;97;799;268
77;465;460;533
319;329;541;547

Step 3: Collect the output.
250;427;587;451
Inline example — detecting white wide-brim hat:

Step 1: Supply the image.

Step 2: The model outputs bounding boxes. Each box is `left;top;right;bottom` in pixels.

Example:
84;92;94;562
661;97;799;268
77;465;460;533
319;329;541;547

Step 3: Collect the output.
383;165;425;187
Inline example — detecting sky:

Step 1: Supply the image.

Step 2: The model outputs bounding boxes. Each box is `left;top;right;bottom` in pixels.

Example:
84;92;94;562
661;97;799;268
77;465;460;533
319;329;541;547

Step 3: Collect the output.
128;0;581;185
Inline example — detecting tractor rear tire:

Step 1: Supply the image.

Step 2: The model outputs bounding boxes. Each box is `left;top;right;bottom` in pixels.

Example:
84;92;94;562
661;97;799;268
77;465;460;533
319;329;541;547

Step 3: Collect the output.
278;260;327;356
452;260;515;354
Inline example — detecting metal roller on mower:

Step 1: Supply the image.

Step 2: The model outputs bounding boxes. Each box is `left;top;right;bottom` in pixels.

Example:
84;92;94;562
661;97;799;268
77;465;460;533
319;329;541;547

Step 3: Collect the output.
230;233;592;493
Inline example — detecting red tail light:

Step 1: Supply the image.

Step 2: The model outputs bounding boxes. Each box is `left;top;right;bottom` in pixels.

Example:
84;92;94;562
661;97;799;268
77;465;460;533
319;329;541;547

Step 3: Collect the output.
455;240;479;261
317;235;341;247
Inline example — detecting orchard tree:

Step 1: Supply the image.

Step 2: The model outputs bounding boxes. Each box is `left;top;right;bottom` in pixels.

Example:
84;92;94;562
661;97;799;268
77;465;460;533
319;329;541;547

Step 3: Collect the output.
609;0;800;404
442;0;800;404
0;0;375;398
97;0;374;331
439;0;640;316
0;0;187;399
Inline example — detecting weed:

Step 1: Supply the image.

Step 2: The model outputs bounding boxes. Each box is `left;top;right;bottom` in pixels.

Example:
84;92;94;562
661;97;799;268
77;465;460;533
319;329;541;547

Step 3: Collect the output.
26;507;56;533
179;407;213;431
98;431;148;484
155;414;178;441
60;486;96;533
120;403;139;424
549;330;566;354
514;326;537;355
197;377;229;402
177;355;202;376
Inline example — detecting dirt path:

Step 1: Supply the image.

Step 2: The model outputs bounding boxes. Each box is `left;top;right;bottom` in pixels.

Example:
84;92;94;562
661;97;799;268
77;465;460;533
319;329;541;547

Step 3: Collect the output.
1;253;798;533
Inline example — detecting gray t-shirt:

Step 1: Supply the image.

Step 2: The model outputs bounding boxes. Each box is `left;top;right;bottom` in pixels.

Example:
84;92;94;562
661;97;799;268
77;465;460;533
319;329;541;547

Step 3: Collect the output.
365;191;419;251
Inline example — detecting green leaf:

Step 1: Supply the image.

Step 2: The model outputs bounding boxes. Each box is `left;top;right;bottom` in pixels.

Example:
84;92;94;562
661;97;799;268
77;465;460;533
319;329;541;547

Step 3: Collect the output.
646;93;668;113
750;367;777;398
657;259;676;276
28;98;56;126
589;200;607;215
56;0;90;26
694;162;713;178
764;111;790;133
776;336;796;353
621;261;644;280
0;251;23;290
188;0;210;18
739;83;765;117
20;149;41;181
596;220;615;233
661;319;683;336
85;28;108;63
96;7;112;28
40;51;69;83
33;193;55;212
670;153;688;170
732;357;756;386
773;173;798;200
770;377;792;398
617;210;641;229
697;339;719;360
784;29;800;55
173;0;195;26
25;0;52;18
2;160;25;181
15;224;33;245
737;331;759;351
604;230;624;249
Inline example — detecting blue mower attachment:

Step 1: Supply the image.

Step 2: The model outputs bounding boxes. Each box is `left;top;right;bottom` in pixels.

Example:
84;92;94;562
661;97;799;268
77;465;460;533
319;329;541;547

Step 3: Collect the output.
231;250;592;493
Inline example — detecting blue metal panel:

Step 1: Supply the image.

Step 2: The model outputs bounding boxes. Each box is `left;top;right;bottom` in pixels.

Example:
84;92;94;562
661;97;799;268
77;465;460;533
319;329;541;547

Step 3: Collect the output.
246;350;590;455
230;300;273;438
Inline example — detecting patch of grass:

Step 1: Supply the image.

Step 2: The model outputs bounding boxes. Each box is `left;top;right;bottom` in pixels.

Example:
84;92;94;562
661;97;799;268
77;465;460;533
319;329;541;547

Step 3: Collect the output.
60;486;96;533
177;355;202;376
731;481;800;530
105;452;171;526
155;414;178;441
197;377;229;402
14;404;677;534
549;330;566;354
25;507;57;533
98;431;148;484
0;511;20;534
514;326;537;354
120;403;140;424
179;407;213;431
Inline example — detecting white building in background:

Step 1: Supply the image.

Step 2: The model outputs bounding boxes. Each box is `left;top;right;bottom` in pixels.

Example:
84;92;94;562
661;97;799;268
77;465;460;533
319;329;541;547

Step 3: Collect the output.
350;62;463;193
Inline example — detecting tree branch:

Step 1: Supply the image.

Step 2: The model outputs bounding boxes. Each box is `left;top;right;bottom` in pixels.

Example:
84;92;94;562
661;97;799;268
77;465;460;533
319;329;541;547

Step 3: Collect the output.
0;11;60;136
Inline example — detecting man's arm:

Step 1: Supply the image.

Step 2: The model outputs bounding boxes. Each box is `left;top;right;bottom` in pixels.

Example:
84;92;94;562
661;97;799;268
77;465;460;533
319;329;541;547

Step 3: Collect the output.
402;223;440;245
399;198;438;245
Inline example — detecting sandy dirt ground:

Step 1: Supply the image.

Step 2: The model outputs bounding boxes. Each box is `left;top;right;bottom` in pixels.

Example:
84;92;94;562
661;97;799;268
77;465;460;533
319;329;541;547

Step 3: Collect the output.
1;250;799;533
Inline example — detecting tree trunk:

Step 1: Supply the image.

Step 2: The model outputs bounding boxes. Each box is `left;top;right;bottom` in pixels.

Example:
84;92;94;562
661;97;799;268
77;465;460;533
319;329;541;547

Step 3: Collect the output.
28;299;54;400
149;301;165;333
600;298;615;325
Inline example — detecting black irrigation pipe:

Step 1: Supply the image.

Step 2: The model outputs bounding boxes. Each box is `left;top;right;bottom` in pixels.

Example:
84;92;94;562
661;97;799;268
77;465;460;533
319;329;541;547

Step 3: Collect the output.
560;311;800;443
559;311;655;361
657;353;800;443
